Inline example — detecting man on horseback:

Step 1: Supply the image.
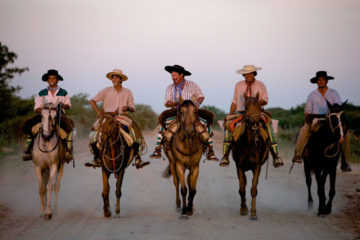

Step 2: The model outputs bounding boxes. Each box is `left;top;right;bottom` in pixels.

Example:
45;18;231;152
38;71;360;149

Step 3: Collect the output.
291;71;351;172
22;69;74;162
149;64;219;161
219;65;283;168
84;68;149;169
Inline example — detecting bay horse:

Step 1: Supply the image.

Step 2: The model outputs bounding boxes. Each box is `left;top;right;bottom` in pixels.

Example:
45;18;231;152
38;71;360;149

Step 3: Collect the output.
162;100;204;216
232;93;270;220
32;103;66;220
303;100;347;216
96;112;134;217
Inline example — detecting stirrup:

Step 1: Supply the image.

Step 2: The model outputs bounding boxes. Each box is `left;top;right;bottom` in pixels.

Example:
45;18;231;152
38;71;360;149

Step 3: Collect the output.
219;156;230;167
64;152;73;163
207;149;219;161
292;155;302;164
22;153;32;161
149;147;161;159
84;158;100;168
135;157;150;169
273;157;283;168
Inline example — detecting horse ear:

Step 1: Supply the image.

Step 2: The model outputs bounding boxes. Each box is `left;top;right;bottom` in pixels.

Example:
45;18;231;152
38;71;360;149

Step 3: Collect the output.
341;100;348;109
255;92;260;100
114;107;119;115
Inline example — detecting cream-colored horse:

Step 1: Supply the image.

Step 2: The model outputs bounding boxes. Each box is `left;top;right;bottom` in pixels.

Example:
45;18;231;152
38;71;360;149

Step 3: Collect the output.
32;103;65;220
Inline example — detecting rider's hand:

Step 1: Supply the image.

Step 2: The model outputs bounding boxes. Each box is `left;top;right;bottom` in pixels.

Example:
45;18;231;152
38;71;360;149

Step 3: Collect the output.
122;106;129;112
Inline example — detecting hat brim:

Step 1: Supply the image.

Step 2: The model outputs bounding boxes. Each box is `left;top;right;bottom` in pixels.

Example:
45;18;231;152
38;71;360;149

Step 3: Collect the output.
236;67;262;75
42;73;63;81
310;76;334;83
165;66;191;76
106;72;128;81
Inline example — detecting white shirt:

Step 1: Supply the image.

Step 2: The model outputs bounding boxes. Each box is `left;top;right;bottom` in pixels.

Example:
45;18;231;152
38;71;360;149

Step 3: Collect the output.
164;79;204;105
305;87;341;115
232;80;268;112
34;87;71;111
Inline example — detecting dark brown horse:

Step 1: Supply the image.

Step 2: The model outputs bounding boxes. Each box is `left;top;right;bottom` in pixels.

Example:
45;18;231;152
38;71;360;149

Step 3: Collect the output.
303;100;347;216
232;93;270;220
162;100;204;216
96;112;134;217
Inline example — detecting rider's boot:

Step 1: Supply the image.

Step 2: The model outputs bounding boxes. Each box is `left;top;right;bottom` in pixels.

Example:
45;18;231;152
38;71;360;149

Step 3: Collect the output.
84;143;101;168
207;144;219;161
219;142;231;167
22;135;33;161
270;144;283;168
132;142;149;169
150;145;162;159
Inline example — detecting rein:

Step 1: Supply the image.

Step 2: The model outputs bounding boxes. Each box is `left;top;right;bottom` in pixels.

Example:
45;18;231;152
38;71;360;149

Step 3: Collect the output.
38;127;60;153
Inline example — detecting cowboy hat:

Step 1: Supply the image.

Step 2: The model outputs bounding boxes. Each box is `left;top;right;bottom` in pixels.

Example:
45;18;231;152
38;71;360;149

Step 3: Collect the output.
310;71;334;83
165;65;191;76
236;65;262;75
106;69;128;81
42;69;63;81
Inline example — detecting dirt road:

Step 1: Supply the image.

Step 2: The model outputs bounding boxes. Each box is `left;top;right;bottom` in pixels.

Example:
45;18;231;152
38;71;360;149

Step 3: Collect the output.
0;132;359;240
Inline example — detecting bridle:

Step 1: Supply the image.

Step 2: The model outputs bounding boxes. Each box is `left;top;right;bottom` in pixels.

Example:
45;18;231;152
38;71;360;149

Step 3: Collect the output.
38;106;60;153
324;110;345;158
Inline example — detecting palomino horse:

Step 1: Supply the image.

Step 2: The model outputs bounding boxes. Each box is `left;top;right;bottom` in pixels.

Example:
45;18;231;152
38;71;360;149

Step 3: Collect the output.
232;93;270;220
303;100;347;216
32;103;66;220
96;112;134;217
162;100;204;216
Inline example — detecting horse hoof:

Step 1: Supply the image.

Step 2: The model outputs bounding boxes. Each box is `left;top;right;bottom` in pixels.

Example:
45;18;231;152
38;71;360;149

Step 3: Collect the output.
179;214;189;220
44;214;52;220
104;211;111;218
250;214;257;221
307;201;313;210
240;208;248;216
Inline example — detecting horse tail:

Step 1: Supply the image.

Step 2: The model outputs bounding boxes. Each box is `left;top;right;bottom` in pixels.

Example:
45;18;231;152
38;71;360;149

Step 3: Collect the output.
42;168;50;188
162;164;172;178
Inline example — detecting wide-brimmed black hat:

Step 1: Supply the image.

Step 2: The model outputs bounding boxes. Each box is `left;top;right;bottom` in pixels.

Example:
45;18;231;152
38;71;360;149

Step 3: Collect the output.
42;69;63;81
310;71;334;83
164;65;191;76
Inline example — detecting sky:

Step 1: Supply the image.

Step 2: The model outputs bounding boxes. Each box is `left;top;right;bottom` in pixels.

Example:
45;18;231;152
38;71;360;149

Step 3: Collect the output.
1;0;360;114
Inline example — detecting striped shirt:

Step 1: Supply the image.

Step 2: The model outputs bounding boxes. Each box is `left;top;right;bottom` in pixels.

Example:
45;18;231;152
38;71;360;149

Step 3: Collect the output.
34;87;71;110
232;80;268;112
305;87;341;115
91;86;135;113
164;79;204;105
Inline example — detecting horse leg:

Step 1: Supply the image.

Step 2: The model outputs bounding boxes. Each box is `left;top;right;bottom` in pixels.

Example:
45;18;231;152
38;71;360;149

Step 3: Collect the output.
54;163;65;214
304;162;313;209
186;166;199;216
176;164;187;216
115;170;125;217
170;163;180;210
250;166;261;220
102;168;111;217
44;164;58;220
35;167;46;217
237;167;248;216
325;168;336;215
315;170;326;216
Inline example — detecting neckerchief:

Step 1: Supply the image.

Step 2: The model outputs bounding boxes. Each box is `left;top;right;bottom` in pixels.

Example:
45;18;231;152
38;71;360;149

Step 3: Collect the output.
174;80;185;102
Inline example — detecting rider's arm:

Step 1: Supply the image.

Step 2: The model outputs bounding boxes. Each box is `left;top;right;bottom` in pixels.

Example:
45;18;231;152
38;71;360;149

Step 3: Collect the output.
229;103;236;115
89;100;103;117
165;101;177;108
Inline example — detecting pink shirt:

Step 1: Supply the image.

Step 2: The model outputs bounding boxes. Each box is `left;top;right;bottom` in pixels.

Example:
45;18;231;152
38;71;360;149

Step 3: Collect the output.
91;86;135;113
232;80;268;112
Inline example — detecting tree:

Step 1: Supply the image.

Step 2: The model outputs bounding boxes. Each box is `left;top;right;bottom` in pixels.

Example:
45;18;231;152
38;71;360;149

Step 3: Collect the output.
0;42;29;123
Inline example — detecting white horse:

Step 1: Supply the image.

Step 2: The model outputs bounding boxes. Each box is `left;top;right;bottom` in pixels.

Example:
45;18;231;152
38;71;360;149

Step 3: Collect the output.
32;103;66;220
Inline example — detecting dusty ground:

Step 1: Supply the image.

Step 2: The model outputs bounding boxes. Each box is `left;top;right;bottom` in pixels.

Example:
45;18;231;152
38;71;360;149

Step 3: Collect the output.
0;131;359;240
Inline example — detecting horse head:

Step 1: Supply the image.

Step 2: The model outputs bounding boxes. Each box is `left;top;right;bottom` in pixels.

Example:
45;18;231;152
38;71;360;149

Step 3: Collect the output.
326;99;347;144
97;109;120;151
244;92;262;130
178;99;198;137
41;103;58;140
